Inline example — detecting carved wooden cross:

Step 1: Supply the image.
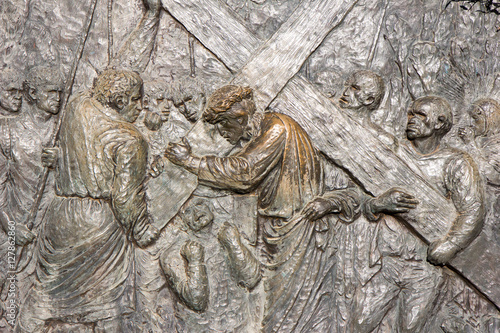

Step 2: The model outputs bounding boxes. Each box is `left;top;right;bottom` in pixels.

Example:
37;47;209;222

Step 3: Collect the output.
154;0;500;308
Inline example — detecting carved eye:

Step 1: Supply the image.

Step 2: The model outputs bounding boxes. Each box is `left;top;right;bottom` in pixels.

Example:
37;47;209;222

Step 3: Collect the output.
352;85;360;91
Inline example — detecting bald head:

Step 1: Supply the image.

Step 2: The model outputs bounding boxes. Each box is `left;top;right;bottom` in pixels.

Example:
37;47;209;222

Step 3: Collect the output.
407;96;453;141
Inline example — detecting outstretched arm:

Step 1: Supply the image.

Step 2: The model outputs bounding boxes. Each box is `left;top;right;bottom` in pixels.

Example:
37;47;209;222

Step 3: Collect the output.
160;240;209;312
428;154;485;265
111;0;162;72
218;222;262;289
165;117;286;192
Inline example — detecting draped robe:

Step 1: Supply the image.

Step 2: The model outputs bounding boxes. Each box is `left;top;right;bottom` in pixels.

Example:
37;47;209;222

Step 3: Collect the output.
197;112;359;332
20;93;152;328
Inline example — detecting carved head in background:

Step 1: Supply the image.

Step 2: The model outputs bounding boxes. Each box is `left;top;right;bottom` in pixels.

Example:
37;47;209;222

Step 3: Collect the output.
339;70;385;112
0;68;23;113
23;65;64;115
143;80;170;131
168;79;206;123
180;198;214;232
92;69;143;123
406;96;453;142
469;98;500;138
203;85;256;145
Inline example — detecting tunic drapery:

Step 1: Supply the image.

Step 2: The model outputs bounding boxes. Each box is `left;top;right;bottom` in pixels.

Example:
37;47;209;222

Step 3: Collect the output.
21;93;151;325
197;112;359;332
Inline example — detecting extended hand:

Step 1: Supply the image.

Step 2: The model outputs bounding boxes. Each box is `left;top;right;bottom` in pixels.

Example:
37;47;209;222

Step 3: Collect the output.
144;110;163;131
370;188;418;214
457;126;473;144
165;137;192;166
427;239;460;266
302;197;338;221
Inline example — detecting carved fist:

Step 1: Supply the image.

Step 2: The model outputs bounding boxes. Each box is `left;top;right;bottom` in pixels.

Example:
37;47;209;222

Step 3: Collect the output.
144;110;163;131
135;224;159;248
165;137;192;167
370;188;419;215
16;224;36;246
149;156;164;178
427;239;460;266
302;197;338;222
180;240;205;264
218;222;241;249
41;147;59;169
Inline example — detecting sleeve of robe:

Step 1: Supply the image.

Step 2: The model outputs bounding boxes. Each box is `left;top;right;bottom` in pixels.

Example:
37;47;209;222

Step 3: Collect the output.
197;116;286;193
443;152;485;250
110;3;161;72
110;133;153;238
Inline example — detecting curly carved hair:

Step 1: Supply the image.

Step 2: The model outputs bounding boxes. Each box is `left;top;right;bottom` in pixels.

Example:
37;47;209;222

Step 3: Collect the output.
92;69;143;107
203;85;254;124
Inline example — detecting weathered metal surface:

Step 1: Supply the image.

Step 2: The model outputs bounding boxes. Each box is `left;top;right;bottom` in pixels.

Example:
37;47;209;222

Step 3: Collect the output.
1;0;499;332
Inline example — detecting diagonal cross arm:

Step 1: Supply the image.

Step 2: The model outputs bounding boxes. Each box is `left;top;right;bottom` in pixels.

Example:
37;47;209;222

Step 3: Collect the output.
159;0;500;308
151;0;358;229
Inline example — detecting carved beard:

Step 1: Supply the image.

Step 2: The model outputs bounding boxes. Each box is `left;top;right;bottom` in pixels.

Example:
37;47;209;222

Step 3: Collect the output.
244;111;265;140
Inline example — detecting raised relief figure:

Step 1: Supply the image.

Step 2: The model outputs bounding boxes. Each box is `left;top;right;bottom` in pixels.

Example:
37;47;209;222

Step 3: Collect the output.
1;0;499;331
166;85;361;332
0;67;29;321
354;96;485;332
18;69;159;332
0;66;62;233
1;66;63;314
460;98;500;204
308;70;419;332
158;197;260;332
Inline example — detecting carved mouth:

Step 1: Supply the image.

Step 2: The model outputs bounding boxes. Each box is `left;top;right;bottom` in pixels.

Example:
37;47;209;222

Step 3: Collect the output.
339;97;349;105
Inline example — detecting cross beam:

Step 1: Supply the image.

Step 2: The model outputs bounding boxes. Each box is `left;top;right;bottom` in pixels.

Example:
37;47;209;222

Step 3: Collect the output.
158;0;500;307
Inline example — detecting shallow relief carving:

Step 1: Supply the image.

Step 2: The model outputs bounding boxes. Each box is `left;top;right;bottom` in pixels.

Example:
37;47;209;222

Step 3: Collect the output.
0;0;499;332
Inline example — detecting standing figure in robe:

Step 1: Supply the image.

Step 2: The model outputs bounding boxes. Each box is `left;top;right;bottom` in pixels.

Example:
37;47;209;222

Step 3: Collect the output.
18;69;159;332
354;96;485;333
166;85;361;333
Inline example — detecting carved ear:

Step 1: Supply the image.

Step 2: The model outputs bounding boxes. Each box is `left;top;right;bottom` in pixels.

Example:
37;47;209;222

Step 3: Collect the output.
114;95;125;110
363;95;375;106
435;115;446;130
23;81;37;103
28;87;37;102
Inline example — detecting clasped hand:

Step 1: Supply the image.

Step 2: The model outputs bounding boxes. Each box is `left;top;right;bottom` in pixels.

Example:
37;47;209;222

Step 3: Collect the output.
165;137;192;166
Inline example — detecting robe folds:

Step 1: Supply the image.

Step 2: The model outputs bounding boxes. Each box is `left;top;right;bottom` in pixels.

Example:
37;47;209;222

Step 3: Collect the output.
20;93;151;326
197;112;359;332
